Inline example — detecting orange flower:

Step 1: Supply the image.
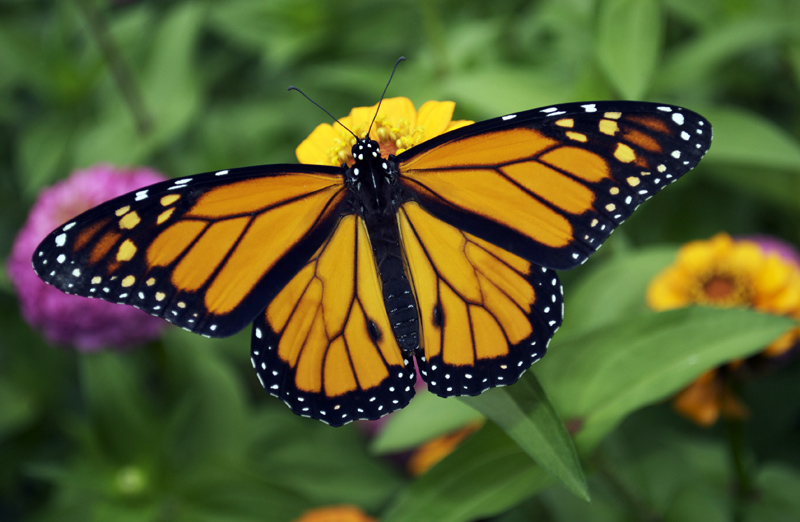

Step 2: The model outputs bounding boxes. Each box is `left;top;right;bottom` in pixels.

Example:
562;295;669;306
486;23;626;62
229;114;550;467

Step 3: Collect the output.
671;370;749;426
407;422;482;476
647;233;800;425
293;505;376;522
296;97;473;167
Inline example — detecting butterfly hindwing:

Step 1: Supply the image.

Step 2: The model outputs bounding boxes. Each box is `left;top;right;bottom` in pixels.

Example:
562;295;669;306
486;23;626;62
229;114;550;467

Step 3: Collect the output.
251;214;417;426
397;202;563;396
398;101;711;270
32;165;348;337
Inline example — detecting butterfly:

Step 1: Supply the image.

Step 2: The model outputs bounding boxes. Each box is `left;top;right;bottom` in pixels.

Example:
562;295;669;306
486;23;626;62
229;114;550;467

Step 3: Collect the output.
32;99;712;426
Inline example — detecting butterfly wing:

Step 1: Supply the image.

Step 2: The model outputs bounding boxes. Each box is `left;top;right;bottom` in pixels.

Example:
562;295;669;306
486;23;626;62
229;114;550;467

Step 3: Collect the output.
251;214;417;426
397;101;712;270
32;165;349;337
397;201;563;396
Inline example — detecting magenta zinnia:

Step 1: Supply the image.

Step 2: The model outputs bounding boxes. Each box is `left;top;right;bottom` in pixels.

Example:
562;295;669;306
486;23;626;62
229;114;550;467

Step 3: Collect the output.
7;164;168;351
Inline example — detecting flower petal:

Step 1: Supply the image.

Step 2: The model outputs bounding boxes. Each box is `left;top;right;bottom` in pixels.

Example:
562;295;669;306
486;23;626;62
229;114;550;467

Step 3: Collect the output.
416;100;456;140
374;97;416;126
296;123;340;165
672;371;721;426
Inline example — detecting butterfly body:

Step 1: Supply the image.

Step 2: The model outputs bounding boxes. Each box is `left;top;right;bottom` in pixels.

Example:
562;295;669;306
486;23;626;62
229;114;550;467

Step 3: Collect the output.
33;100;711;426
345;138;420;353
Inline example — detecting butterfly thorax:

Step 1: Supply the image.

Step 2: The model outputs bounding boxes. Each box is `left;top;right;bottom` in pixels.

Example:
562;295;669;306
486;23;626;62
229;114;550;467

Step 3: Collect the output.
345;139;399;220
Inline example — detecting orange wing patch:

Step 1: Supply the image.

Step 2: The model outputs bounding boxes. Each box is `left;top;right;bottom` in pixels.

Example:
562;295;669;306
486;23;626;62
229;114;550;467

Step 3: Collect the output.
402;128;586;249
398;201;563;396
32;168;348;338
252;214;417;426
398;103;710;270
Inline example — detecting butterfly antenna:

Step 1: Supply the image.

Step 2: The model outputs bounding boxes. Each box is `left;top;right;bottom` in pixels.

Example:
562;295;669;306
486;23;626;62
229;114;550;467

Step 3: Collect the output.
287;85;358;140
367;56;406;136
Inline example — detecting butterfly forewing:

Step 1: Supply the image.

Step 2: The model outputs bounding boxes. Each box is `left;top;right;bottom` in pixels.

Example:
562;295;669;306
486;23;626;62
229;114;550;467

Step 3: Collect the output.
398;101;712;270
33;165;348;337
251;214;417;426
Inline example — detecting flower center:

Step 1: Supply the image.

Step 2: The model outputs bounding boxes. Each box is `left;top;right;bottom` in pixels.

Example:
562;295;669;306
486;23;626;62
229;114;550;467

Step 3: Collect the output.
327;116;426;167
695;271;752;306
703;276;736;299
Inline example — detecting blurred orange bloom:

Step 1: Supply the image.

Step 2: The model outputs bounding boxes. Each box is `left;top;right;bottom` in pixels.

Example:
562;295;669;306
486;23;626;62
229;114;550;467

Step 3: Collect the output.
407;422;482;476
293;505;376;522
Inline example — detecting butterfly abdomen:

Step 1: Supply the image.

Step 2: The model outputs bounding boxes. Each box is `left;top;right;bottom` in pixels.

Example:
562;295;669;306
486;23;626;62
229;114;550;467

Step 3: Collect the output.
377;252;419;352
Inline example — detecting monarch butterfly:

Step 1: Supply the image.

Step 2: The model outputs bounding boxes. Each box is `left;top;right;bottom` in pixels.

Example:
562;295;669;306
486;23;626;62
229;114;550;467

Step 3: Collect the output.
32;87;711;426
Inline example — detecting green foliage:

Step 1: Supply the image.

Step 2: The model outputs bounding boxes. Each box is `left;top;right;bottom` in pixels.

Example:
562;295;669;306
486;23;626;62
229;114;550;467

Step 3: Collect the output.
2;0;800;521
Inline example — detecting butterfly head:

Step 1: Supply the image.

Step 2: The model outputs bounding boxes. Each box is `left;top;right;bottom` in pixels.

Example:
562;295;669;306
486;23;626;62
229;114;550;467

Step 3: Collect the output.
346;138;384;185
351;138;382;166
346;138;399;216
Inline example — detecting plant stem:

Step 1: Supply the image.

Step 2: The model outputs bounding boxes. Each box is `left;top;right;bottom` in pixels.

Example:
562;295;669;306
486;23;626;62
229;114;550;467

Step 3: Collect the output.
73;0;153;135
726;416;754;522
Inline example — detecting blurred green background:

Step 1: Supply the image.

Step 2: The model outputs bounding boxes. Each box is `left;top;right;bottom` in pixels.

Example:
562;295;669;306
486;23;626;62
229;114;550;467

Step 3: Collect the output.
2;0;800;521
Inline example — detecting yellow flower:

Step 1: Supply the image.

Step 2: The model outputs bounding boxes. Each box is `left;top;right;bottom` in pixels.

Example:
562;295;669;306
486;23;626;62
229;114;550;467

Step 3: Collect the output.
296;97;473;167
292;505;376;522
647;232;800;425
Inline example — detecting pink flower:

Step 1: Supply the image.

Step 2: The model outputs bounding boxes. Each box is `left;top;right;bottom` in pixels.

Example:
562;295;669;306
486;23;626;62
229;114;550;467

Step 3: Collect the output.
7;164;168;351
742;234;800;267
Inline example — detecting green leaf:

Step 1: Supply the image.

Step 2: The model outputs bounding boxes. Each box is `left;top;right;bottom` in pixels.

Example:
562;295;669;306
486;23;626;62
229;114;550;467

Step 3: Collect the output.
248;410;405;512
18;115;72;198
372;390;484;454
460;372;588;501
79;350;156;460
538;307;795;450
562;247;677;336
702;106;800;171
73;3;204;167
161;329;249;464
698;106;800;208
744;464;800;521
441;68;572;118
596;0;661;99
383;423;553;522
140;2;204;147
209;0;328;68
0;380;36;437
657;17;794;92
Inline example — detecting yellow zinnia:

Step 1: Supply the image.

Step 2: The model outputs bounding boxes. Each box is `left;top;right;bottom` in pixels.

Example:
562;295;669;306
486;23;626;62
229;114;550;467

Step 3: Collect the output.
296;97;473;167
647;232;800;425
